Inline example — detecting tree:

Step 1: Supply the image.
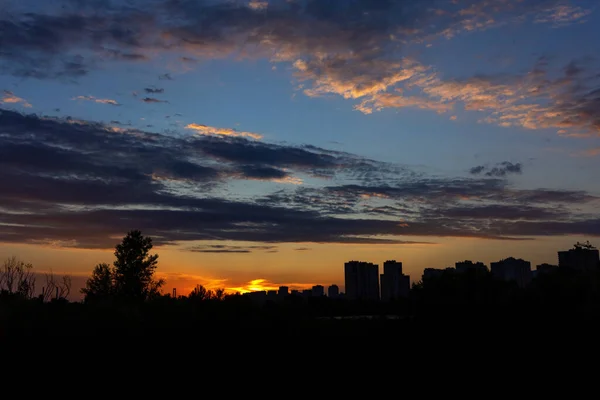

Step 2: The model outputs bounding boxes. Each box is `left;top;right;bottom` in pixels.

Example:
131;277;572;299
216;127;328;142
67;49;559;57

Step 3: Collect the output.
112;230;164;301
0;256;36;299
40;271;72;302
81;263;114;302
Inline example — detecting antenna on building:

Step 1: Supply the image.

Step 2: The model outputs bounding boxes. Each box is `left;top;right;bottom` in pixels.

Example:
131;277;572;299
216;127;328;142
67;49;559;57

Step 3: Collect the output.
173;288;176;298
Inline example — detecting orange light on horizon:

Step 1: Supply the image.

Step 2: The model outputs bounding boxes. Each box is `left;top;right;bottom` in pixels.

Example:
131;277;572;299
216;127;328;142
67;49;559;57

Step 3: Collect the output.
226;278;315;294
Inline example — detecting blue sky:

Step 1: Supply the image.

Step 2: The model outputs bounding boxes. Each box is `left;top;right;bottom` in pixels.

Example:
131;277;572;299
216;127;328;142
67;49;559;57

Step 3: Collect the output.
1;0;600;294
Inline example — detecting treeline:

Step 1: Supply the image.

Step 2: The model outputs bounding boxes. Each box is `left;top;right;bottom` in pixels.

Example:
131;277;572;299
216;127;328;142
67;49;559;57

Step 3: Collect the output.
2;230;600;339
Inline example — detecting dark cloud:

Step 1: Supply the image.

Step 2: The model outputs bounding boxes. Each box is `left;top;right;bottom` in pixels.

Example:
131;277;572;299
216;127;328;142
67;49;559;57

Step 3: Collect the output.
427;204;568;221
469;166;486;175
142;97;168;103
144;87;164;94
237;165;289;180
3;0;596;136
187;244;277;253
470;162;523;177
195;136;342;175
0;108;599;249
0;0;572;81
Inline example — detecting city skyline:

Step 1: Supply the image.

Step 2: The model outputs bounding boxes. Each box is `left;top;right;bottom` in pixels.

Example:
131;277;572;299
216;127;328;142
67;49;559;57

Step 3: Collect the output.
1;0;600;299
241;240;599;303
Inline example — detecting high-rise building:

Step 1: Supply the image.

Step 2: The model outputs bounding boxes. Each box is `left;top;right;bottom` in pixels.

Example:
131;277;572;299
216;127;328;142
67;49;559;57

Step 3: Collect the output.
490;257;532;288
328;284;339;298
558;242;599;272
455;260;488;274
344;261;380;301
312;285;325;297
278;286;289;297
381;260;410;301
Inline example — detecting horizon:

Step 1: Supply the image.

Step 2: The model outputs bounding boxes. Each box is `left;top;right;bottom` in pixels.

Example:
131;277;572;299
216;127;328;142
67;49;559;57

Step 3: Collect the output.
1;0;599;302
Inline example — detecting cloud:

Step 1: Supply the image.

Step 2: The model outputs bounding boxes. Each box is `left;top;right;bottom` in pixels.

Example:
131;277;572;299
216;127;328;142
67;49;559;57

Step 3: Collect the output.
1;108;599;249
358;55;600;137
247;1;269;11
1;90;32;108
534;5;592;26
186;123;263;140
158;73;173;80
141;97;168;103
469;165;486;175
187;244;277;253
144;87;164;94
72;95;120;106
470;162;523;177
0;0;596;140
227;279;314;294
581;147;600;157
1;0;586;89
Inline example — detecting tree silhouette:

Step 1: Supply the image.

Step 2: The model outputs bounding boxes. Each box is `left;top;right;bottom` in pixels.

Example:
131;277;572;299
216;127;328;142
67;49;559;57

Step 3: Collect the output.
0;256;36;299
81;263;114;302
113;230;164;302
40;270;72;302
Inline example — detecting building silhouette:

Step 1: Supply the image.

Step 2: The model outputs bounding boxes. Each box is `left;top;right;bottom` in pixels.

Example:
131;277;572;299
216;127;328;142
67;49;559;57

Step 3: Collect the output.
380;260;410;301
455;260;487;274
490;257;532;288
422;267;454;281
344;261;379;301
312;285;325;297
278;286;289;297
535;263;558;277
558;242;600;272
328;284;339;298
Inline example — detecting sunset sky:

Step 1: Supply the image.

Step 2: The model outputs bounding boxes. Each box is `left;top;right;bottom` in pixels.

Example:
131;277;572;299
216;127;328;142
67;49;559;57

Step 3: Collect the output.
1;0;600;299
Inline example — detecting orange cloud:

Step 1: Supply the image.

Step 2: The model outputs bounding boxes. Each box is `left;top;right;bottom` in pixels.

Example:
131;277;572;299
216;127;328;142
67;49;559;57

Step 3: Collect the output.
295;57;427;100
185;123;263;140
157;272;229;296
273;176;303;185
534;5;591;25
227;278;314;294
248;1;268;11
1;90;32;107
354;57;600;137
72;95;120;106
356;92;454;114
581;147;600;157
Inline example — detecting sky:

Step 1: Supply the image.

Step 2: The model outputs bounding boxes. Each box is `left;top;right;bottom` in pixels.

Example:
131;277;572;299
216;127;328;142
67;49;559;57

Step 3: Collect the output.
1;0;600;299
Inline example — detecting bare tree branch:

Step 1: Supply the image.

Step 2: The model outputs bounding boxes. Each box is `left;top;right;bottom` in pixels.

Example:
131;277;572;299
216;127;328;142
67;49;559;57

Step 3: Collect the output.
1;256;37;299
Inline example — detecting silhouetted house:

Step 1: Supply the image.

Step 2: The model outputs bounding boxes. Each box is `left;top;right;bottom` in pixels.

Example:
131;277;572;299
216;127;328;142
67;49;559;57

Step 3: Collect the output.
312;285;325;297
344;261;379;301
328;284;339;298
278;286;289;297
422;267;454;281
455;260;488;274
558;242;599;272
302;289;313;298
490;257;532;288
380;260;410;301
291;289;300;296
